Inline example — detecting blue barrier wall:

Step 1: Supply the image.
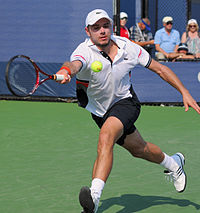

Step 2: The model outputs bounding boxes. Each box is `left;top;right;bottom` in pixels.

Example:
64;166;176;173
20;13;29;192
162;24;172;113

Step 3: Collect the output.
1;62;200;102
1;0;200;103
0;0;112;98
0;0;113;63
131;62;200;102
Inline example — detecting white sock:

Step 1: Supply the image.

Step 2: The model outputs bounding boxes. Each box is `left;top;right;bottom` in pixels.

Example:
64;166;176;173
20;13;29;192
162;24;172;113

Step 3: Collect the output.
90;178;105;200
160;153;179;172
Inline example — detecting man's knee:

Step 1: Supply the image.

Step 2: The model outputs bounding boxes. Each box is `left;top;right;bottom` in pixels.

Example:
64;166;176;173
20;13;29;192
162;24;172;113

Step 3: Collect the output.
97;131;115;154
131;144;147;158
123;131;147;158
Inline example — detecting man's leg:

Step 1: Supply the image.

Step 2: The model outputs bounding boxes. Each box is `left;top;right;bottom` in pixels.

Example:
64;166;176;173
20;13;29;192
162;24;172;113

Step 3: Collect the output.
122;129;186;193
92;116;123;180
122;129;164;163
79;116;124;213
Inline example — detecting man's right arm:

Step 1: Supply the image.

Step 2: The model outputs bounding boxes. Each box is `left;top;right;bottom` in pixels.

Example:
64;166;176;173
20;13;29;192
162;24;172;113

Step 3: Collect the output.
56;60;83;84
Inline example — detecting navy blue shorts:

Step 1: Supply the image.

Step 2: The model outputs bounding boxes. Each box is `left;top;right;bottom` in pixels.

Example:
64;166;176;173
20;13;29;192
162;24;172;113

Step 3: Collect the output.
91;97;141;146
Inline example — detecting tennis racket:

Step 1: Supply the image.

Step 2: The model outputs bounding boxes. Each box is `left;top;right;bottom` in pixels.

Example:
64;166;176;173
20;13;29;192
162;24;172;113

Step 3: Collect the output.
5;55;65;97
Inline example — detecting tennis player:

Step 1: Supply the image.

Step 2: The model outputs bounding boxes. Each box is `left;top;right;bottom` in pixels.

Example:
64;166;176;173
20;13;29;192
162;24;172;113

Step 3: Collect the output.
56;9;200;213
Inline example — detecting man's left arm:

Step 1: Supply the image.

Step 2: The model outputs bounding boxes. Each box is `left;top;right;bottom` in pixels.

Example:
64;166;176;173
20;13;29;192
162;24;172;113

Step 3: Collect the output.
148;59;200;114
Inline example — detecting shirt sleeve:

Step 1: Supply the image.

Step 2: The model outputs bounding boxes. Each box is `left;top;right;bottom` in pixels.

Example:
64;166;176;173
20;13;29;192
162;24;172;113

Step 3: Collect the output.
137;46;152;68
70;43;88;72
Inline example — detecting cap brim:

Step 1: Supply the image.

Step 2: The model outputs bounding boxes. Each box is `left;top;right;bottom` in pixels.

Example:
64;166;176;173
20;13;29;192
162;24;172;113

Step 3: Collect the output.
87;17;112;26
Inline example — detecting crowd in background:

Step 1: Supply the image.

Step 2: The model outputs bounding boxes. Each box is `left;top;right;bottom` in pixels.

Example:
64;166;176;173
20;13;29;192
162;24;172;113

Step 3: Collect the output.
118;12;200;62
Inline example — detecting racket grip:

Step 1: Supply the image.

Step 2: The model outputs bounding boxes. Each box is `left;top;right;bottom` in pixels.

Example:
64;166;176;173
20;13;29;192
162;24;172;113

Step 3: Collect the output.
55;74;65;81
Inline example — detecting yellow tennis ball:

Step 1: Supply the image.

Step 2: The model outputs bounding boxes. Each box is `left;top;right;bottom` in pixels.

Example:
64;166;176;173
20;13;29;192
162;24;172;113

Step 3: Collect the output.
91;61;103;72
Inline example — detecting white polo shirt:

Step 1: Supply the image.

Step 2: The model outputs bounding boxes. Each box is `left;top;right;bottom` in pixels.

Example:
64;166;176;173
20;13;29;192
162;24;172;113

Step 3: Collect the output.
70;35;151;117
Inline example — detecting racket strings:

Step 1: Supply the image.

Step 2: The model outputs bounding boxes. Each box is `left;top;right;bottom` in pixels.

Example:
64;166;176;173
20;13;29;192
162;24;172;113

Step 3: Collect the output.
8;59;38;96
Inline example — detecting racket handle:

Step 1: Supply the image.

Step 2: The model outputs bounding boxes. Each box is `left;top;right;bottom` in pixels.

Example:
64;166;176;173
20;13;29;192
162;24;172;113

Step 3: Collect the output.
54;74;65;81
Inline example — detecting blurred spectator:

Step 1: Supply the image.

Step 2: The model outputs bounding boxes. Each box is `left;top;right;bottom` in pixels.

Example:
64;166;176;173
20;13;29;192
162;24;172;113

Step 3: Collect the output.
168;43;195;61
119;12;130;39
181;19;200;58
130;18;154;55
154;16;180;61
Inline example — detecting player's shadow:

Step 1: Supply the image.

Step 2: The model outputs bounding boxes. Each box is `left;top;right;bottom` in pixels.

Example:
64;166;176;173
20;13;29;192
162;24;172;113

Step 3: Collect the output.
98;194;200;212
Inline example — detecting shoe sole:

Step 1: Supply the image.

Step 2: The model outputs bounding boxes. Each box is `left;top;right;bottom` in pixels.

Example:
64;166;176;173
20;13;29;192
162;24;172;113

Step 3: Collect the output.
79;186;95;213
175;152;187;193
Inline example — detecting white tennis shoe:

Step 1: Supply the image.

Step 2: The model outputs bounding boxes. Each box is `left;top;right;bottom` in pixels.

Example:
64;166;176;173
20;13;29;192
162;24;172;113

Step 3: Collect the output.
164;152;187;193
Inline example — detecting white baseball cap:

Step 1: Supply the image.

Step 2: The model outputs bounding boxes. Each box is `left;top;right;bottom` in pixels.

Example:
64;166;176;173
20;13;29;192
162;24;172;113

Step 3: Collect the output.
120;12;128;19
162;16;173;23
188;19;198;25
85;9;112;27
